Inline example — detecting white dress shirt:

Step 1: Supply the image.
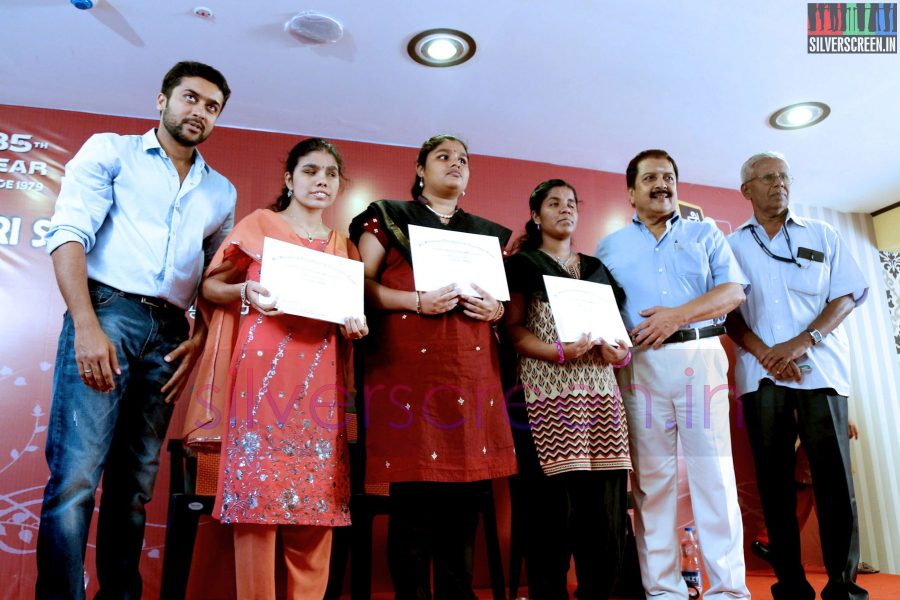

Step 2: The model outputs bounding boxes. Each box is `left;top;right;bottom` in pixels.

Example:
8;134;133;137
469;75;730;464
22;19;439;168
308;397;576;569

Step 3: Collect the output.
728;209;868;397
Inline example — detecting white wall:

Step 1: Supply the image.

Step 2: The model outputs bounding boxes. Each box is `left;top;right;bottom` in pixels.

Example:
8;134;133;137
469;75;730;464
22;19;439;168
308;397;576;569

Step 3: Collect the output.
794;205;900;573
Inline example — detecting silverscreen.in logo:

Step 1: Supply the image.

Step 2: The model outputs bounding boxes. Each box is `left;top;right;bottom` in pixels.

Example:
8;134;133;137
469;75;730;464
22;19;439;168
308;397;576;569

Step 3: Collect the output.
808;3;897;53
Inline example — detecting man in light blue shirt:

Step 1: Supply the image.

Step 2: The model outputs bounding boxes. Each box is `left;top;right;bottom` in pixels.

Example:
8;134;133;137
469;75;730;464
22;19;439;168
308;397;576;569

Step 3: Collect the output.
597;149;750;600
36;61;236;600
726;151;868;600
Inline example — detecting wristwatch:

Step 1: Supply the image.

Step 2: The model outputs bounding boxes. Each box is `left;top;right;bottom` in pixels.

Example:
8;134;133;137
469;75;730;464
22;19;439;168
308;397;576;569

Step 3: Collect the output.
805;327;823;345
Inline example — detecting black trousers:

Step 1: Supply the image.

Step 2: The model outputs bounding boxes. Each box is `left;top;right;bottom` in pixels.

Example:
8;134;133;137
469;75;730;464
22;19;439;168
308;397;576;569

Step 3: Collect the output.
511;469;628;600
742;381;868;600
387;480;483;600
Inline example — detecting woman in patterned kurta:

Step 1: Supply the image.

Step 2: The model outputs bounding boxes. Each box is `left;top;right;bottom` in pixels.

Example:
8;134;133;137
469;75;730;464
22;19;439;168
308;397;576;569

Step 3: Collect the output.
198;139;367;599
349;135;517;599
504;179;631;600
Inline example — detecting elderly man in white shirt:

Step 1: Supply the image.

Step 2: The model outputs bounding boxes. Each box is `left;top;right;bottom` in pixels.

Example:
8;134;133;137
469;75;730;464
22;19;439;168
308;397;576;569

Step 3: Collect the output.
726;151;868;600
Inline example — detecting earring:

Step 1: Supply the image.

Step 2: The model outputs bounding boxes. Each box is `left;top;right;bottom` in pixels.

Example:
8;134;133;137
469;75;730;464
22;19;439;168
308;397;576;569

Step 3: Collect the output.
537;223;541;230
287;189;293;198
419;178;424;188
461;191;466;197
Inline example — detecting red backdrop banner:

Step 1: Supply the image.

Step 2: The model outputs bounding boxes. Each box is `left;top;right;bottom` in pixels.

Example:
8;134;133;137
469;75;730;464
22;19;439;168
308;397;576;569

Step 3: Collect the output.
0;103;767;599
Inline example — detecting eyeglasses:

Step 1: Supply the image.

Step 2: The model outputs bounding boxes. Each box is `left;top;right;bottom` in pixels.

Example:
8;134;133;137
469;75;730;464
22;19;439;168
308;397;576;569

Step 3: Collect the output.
746;172;793;186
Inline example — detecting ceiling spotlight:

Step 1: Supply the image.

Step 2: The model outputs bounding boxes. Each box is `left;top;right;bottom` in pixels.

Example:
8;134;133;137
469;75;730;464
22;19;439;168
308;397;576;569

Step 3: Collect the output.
285;11;344;44
70;0;93;8
193;6;213;19
407;29;476;67
769;102;831;130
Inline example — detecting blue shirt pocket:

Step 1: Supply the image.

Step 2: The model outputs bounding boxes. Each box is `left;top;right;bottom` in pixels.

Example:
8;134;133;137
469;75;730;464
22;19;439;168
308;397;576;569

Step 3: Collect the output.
788;260;828;296
670;242;709;282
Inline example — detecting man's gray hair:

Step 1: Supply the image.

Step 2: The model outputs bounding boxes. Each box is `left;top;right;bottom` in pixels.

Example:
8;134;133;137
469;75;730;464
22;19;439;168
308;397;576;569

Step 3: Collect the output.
740;151;790;184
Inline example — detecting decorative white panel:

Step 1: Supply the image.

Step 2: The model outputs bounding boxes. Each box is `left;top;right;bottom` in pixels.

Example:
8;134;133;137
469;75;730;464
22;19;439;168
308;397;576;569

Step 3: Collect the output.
794;205;900;574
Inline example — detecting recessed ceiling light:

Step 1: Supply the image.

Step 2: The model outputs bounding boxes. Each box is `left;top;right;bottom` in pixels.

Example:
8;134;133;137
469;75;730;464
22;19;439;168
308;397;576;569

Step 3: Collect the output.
70;0;93;8
407;29;476;67
769;102;831;130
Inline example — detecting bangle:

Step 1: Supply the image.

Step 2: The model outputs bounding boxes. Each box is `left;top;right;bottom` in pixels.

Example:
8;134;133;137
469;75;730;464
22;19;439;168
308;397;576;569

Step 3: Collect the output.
415;291;422;315
554;339;565;364
490;302;505;323
239;281;250;315
611;349;632;369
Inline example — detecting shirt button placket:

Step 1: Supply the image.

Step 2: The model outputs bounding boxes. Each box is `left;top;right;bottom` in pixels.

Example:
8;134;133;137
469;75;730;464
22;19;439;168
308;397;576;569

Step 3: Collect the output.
163;164;182;296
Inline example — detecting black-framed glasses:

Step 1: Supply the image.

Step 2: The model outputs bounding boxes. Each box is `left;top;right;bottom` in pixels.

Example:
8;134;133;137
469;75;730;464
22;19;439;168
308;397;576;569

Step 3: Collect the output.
746;172;793;186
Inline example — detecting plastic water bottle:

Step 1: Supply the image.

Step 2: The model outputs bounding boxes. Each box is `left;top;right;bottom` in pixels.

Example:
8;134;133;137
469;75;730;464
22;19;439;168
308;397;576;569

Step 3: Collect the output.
680;527;703;598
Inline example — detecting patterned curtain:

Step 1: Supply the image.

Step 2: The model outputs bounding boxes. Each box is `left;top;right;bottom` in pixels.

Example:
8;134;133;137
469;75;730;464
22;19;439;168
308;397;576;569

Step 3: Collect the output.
879;251;900;357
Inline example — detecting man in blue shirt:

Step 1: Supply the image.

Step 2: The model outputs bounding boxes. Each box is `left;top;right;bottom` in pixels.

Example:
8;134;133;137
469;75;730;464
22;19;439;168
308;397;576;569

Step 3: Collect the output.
597;149;750;600
36;61;236;600
726;151;868;600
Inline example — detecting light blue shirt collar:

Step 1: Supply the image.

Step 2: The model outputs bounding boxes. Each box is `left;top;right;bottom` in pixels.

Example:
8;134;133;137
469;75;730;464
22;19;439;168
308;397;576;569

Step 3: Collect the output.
631;210;680;228
739;207;807;232
140;129;209;175
631;211;682;245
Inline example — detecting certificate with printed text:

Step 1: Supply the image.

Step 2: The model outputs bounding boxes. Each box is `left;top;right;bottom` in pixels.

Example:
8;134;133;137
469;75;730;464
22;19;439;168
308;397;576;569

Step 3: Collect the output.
408;225;510;300
543;275;632;347
260;236;364;324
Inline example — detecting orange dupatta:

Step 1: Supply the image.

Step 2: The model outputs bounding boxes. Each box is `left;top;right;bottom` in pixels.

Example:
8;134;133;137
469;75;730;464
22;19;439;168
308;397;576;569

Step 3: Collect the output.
182;208;355;450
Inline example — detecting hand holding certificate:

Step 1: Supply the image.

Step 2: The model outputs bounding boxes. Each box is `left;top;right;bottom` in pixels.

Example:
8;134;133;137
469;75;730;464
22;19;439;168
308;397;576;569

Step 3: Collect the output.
259;236;364;324
408;224;510;300
543;275;632;347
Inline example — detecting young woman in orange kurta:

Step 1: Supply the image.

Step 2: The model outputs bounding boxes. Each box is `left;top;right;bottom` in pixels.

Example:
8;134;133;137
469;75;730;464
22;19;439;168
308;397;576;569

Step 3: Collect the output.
198;138;367;599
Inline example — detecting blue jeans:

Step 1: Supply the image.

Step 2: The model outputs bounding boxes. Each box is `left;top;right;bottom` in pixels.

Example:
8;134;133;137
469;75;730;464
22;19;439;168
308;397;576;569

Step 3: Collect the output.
36;282;187;600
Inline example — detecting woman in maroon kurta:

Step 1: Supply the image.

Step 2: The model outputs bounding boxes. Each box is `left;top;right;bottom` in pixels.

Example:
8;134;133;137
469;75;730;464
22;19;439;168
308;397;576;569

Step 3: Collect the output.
350;134;517;599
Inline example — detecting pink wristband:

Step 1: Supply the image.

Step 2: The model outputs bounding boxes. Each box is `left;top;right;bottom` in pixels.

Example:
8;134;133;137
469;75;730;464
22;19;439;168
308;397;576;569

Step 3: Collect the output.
554;339;565;364
611;349;632;369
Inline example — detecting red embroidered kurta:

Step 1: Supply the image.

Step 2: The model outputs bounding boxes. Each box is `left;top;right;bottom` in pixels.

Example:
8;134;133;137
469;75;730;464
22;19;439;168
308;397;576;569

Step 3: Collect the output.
354;203;518;484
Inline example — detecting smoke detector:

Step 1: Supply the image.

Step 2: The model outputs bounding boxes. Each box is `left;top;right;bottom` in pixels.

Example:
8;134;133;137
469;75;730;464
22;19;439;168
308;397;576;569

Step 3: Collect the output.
285;11;344;44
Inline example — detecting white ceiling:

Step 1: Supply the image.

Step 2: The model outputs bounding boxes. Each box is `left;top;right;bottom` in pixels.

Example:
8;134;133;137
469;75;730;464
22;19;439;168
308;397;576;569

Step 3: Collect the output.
3;0;899;213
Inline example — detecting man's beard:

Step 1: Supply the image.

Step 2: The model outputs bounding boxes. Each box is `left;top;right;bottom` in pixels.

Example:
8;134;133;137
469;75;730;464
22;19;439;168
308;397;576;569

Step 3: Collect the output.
162;108;208;147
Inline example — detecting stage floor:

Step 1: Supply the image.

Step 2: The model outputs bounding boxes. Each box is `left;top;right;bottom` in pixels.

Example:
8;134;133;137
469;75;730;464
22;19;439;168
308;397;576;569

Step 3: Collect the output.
343;568;900;599
743;569;898;599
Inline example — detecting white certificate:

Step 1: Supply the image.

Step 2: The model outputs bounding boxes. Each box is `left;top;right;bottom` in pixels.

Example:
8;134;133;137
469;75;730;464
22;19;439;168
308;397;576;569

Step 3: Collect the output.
543;275;632;347
259;236;364;324
408;225;510;300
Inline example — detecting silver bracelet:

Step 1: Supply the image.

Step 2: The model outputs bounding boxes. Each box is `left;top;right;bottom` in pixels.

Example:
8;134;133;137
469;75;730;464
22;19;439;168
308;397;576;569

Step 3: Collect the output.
240;281;250;315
